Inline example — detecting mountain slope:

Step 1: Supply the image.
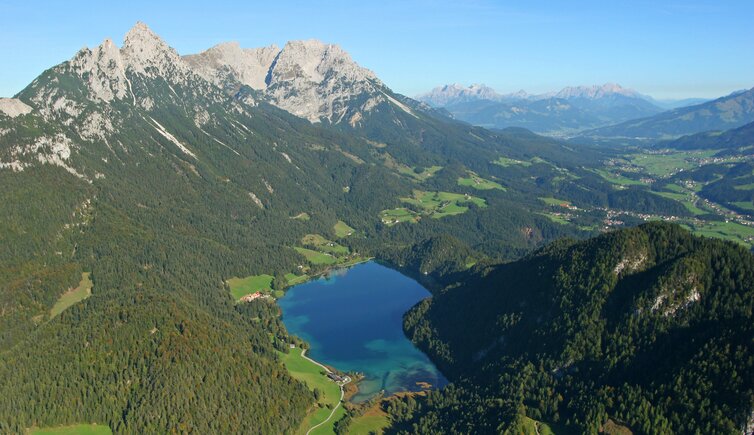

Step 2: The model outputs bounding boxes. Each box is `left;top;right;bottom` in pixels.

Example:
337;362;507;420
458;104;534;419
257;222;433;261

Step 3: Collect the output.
580;87;754;144
0;24;382;433
663;120;754;151
396;223;754;434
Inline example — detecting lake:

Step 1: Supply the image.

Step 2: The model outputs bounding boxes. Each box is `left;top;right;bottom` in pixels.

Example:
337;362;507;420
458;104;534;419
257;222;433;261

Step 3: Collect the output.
278;261;447;402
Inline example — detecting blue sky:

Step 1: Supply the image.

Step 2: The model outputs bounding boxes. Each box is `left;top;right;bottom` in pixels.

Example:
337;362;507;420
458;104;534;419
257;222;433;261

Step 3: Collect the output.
0;0;751;99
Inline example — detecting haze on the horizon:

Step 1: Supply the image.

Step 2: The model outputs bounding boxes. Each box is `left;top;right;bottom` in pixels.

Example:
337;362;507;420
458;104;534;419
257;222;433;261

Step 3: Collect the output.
0;0;751;100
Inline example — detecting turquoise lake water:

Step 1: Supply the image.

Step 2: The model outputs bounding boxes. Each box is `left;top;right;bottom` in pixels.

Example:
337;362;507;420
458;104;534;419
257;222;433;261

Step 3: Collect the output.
278;261;447;402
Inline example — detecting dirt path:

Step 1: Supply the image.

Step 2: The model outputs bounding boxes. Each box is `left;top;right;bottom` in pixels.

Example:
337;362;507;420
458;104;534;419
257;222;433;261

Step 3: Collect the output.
301;349;350;435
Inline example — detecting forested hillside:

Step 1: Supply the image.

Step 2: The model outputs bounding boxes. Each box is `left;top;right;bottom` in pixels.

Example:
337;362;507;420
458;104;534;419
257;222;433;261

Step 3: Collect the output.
395;223;754;434
0;23;592;433
579;88;754;145
664;121;754;151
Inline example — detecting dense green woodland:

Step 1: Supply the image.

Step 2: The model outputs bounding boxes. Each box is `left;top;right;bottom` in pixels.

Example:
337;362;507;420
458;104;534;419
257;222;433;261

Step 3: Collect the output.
395;223;754;434
663;120;754;151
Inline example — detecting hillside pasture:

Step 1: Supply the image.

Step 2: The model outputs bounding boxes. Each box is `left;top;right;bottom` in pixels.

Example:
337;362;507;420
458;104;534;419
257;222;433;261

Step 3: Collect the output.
50;272;93;318
227;274;274;300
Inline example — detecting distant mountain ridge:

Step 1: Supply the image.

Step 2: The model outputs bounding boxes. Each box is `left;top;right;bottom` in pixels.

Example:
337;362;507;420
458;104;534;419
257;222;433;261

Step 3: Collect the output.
418;82;651;107
579;87;754;145
417;83;665;135
417;83;517;107
663;120;754;151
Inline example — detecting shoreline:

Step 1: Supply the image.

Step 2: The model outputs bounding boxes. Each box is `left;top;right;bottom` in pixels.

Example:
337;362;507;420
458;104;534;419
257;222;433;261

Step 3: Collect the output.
284;256;374;291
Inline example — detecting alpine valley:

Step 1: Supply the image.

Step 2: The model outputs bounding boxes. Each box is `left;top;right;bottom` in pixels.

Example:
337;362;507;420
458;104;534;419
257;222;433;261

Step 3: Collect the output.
0;22;752;435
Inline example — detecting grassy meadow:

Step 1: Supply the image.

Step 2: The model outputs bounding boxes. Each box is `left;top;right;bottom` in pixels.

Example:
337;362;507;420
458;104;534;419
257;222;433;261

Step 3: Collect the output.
50;272;93;318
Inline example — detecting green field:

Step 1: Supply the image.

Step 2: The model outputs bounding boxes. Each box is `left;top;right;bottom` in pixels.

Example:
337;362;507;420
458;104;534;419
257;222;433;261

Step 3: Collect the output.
347;413;390;435
732;201;754;212
539;197;571;207
382;190;486;223
302;234;350;256
664;183;687;193
379;208;420;225
334;220;355;238
291;212;311;221
685;221;754;248
652;191;707;215
295;247;340;265
539;212;570;225
592;168;647;186
733;183;754;191
627;150;717;178
285;273;310;286
395;165;443;181
457;173;506;191
29;424;112;435
517;416;555;435
494;156;532;167
227;274;274;300
280;348;343;435
432;202;469;218
401;190;486;210
50;272;93;318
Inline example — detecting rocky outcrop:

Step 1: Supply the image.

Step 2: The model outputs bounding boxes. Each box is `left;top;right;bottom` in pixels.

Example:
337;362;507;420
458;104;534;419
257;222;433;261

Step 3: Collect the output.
613;251;647;276
121;22;192;80
0;98;33;118
70;38;131;102
185;38;394;123
184;41;279;91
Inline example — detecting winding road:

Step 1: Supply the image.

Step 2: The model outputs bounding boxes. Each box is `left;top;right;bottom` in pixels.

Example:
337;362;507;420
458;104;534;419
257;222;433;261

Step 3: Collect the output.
301;349;351;435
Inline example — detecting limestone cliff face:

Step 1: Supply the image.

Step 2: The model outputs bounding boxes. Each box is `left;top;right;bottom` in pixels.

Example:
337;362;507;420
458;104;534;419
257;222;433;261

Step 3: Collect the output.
184;41;279;92
186;38;406;124
0;98;32;118
18;21;420;129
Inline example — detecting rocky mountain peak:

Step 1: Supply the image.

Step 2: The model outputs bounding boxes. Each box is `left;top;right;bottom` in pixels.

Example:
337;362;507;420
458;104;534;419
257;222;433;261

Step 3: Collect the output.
264;39;382;122
67;37;130;102
553;83;640;99
186;37;386;123
123;21;162;48
121;21;184;77
184;41;279;91
271;39;376;85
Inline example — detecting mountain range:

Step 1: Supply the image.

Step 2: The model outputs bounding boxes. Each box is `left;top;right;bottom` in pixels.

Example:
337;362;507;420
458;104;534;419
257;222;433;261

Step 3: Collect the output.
417;83;667;135
578;87;754;145
419;82;657;106
419;82;754;143
664;120;754;151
